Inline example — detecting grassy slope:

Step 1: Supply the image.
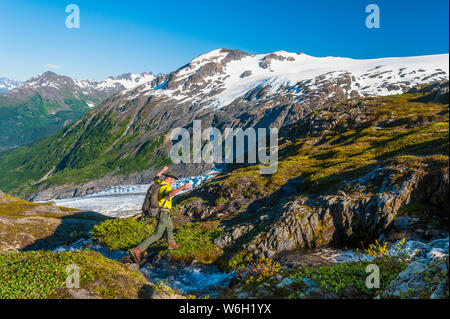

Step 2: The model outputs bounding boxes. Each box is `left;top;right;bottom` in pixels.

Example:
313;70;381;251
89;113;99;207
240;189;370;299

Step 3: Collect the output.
171;92;448;268
0;250;148;299
0;192;76;218
222;257;407;299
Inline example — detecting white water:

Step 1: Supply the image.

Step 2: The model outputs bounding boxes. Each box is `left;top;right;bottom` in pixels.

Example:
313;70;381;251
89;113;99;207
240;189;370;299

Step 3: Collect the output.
53;235;448;298
140;263;234;298
52;237;233;298
312;237;449;264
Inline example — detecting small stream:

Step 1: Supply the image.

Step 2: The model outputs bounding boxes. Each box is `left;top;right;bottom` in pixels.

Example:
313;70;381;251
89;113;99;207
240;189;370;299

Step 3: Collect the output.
53;238;235;298
140;261;234;298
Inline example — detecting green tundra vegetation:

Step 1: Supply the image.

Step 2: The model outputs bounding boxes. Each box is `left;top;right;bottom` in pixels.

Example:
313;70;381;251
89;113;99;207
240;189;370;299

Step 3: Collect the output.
222;257;407;299
91;218;223;264
0;250;148;299
91;218;157;250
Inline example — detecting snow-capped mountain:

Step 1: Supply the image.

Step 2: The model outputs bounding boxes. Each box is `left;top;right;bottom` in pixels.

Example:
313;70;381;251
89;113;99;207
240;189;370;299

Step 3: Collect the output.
73;72;156;97
0;77;22;93
0;71;155;149
94;49;448;149
123;49;449;109
14;71;156;103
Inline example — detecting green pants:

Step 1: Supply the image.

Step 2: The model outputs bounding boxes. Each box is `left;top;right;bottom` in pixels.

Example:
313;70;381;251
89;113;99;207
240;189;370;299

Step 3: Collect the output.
136;211;174;252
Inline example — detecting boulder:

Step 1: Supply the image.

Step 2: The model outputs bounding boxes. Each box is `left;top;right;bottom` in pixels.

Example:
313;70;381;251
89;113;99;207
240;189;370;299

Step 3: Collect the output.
382;257;449;299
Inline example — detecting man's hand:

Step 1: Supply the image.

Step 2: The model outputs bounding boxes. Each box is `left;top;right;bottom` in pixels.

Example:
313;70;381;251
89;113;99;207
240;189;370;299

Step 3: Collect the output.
183;183;192;190
168;183;192;197
156;166;170;178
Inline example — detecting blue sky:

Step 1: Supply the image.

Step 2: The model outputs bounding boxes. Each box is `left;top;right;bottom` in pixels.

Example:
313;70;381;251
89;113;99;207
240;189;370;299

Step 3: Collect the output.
1;0;448;81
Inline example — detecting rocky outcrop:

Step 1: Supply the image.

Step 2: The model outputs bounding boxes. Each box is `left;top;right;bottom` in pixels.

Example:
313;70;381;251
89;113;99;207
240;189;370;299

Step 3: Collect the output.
171;84;450;261
0;192;108;252
236;164;448;258
175;154;448;261
381;257;449;299
408;80;449;104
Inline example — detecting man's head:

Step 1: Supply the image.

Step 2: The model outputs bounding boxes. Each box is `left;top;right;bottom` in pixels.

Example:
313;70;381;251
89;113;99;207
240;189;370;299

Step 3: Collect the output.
163;171;178;185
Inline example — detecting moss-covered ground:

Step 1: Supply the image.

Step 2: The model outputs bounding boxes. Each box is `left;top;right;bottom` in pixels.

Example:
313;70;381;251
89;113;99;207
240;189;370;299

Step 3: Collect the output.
0;250;148;299
0;193;77;219
91;217;223;264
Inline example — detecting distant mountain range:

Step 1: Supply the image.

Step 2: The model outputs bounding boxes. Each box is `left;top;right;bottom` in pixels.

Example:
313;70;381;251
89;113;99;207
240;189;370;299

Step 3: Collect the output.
0;49;448;200
0;77;22;93
0;71;155;151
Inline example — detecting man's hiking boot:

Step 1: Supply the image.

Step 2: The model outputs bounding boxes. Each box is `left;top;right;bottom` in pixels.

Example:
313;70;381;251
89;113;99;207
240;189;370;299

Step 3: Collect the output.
129;248;143;264
168;242;179;250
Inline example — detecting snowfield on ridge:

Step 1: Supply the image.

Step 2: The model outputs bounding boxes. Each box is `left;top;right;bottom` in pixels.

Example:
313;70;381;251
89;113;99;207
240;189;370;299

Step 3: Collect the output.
127;50;449;109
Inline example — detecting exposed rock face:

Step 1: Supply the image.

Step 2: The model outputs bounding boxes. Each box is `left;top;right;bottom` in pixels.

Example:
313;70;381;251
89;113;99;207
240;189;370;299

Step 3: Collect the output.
382;257;449;299
223;164;448;259
408;80;449;104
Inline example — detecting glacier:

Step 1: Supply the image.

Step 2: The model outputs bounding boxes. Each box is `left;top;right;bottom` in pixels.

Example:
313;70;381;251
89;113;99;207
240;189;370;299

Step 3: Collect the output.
44;167;222;218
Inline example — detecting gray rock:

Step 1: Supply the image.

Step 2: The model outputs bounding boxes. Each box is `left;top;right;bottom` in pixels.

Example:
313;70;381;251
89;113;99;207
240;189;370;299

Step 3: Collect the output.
276;277;296;288
302;278;319;288
394;216;411;231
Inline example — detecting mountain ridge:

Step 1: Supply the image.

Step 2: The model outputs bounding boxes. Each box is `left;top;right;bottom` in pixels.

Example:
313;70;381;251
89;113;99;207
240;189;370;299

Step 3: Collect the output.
0;77;22;93
0;71;156;150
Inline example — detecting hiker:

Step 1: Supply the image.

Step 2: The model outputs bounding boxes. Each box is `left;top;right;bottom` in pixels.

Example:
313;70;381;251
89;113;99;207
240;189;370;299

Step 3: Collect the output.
128;166;191;263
